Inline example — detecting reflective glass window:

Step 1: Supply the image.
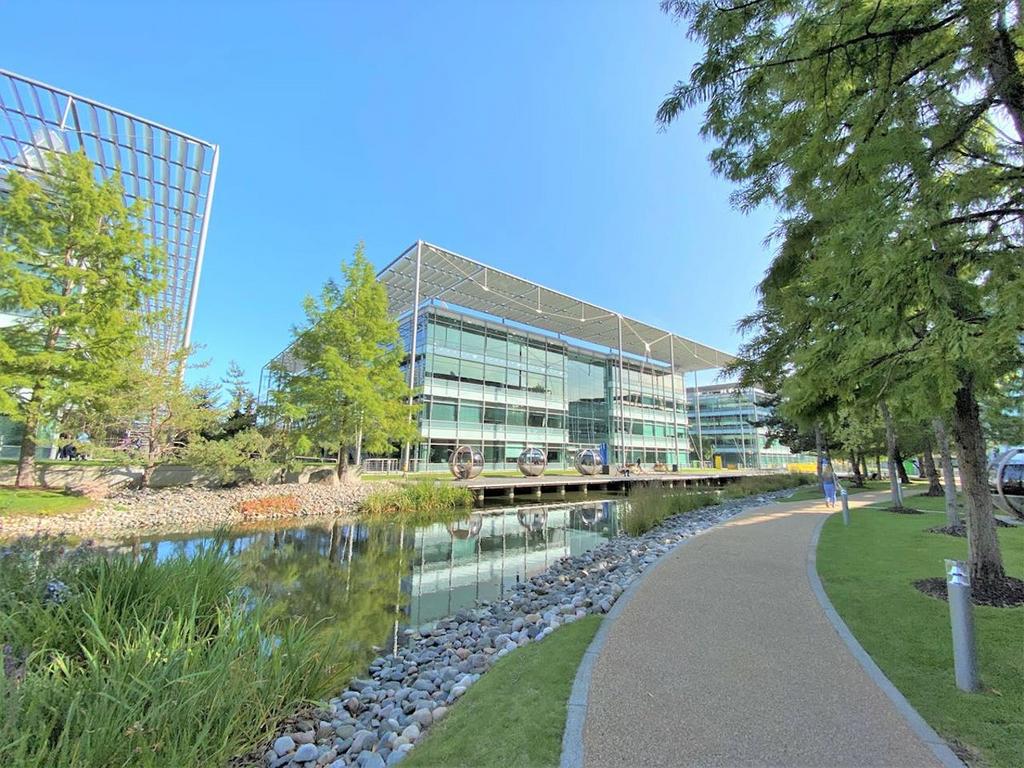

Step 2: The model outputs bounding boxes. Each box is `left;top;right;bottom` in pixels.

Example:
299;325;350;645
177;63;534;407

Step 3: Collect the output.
484;406;506;424
506;406;526;426
460;403;482;424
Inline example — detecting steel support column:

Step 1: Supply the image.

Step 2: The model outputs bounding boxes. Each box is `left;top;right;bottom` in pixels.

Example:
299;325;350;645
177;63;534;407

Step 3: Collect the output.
617;314;625;466
669;337;680;468
401;240;423;472
693;371;704;468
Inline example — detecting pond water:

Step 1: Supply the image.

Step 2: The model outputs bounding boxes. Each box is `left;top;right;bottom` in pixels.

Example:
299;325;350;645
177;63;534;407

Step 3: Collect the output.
115;497;623;675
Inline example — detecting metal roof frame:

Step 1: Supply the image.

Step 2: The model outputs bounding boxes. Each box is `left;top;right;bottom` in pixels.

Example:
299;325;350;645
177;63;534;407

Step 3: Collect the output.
0;68;219;354
378;240;735;374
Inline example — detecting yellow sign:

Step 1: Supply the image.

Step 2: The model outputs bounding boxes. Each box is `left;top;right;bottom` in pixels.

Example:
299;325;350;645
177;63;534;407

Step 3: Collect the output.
714;455;723;469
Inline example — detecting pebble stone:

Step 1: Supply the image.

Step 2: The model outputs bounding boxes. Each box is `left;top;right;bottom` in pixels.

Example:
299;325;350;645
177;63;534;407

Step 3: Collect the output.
259;488;799;766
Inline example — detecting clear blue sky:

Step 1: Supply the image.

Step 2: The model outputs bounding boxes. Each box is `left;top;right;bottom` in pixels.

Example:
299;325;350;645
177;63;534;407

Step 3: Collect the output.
3;0;777;391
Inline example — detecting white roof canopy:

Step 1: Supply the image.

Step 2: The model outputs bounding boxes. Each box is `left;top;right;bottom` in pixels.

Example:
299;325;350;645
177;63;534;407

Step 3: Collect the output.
378;241;735;373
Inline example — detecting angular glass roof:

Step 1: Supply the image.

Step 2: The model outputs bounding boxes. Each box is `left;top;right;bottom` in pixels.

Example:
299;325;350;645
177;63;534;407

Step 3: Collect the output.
0;69;219;354
378;241;734;373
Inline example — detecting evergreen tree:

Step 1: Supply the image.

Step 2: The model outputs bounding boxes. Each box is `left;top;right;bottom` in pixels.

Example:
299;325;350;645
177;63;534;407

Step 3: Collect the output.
660;0;1022;586
271;244;418;480
0;151;161;486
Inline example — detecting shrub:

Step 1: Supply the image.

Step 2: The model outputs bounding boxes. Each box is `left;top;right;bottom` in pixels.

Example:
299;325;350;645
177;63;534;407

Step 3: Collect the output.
622;473;810;536
360;482;473;523
183;429;281;487
0;543;347;767
236;494;300;519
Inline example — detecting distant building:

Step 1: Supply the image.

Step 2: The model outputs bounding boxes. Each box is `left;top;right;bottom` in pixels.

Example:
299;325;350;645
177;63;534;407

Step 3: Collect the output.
686;382;816;470
0;69;219;458
262;240;735;472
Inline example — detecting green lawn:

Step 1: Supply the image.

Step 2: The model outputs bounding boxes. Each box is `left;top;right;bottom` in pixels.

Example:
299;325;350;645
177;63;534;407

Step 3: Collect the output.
817;508;1023;767
405;616;602;768
784;479;891;502
0;486;93;517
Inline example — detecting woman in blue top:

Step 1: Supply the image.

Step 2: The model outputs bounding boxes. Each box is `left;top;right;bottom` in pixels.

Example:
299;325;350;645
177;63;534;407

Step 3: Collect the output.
821;461;837;508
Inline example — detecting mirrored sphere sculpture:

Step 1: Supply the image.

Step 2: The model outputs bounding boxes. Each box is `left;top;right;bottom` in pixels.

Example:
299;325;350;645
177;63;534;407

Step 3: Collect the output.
448;513;483;540
991;447;1024;519
517;446;547;477
518;508;548;532
574;448;601;476
449;445;484;480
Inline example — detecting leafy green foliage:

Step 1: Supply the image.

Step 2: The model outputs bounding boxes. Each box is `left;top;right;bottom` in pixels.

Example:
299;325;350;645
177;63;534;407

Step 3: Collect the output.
184;428;280;486
271;244;418;477
0;151;162;485
359;482;473;522
660;0;1022;581
0;543;347;767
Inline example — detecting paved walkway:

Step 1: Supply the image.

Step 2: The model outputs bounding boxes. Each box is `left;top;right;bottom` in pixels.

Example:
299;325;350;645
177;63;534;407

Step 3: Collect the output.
578;491;951;768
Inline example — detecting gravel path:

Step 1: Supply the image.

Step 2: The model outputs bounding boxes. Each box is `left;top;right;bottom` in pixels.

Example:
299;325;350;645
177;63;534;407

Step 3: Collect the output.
0;482;376;540
577;491;952;768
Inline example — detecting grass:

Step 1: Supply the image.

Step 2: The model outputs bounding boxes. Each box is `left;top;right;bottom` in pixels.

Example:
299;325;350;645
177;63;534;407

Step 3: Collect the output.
783;479;892;503
405;615;602;768
817;508;1023;767
0;543;349;767
0;487;93;518
359;481;474;523
621;473;814;536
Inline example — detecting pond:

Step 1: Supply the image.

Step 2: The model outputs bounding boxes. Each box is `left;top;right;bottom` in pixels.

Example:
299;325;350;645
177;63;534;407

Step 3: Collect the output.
114;497;623;677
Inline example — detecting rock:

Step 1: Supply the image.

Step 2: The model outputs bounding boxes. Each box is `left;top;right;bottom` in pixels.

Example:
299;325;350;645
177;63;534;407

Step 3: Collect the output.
292;742;318;762
432;706;448;721
401;724;420;740
358;751;387;768
411;708;433;726
291;730;315;745
273;736;296;757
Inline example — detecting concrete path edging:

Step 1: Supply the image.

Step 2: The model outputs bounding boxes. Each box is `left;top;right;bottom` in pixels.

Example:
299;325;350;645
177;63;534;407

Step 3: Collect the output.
560;524;709;768
806;514;964;768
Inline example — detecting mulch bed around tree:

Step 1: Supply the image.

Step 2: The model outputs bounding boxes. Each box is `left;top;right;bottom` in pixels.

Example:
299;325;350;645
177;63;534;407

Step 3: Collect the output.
887;506;925;514
913;576;1024;608
927;519;1014;537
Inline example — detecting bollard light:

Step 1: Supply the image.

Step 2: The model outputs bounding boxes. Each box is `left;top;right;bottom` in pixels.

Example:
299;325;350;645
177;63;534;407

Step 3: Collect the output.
945;559;980;692
841;488;850;526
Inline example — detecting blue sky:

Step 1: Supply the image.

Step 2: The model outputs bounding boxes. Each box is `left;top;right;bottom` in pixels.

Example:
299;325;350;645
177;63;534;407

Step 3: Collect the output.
3;0;777;391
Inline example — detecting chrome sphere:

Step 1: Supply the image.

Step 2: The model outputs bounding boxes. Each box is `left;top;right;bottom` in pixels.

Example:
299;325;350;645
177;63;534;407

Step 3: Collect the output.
447;513;483;540
574;448;601;475
517;508;549;532
990;447;1024;519
517;446;547;477
449;445;484;480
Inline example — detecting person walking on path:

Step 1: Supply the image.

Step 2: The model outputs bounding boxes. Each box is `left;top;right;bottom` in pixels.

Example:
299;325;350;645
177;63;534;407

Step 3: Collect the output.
822;460;838;508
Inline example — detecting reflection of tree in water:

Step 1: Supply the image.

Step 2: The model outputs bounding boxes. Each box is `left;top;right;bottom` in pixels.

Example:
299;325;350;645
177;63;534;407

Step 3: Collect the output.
238;521;411;675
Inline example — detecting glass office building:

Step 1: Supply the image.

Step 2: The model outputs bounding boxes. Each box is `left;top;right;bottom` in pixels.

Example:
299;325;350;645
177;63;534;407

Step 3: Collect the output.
263;241;733;472
686;382;816;469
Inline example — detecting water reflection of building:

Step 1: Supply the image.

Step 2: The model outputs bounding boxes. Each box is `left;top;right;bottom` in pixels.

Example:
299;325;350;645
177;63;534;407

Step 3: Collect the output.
405;502;619;626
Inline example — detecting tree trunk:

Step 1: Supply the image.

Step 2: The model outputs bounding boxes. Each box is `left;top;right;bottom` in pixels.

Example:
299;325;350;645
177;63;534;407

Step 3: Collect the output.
814;424;823;490
336;443;348;480
951;379;1005;585
142;463;156;488
917;456;927;479
875;454;881;479
355;427;363;469
850;450;864;487
922;438;944;497
14;415;38;488
860;453;869;480
880;402;903;510
933;417;960;527
893;445;911;484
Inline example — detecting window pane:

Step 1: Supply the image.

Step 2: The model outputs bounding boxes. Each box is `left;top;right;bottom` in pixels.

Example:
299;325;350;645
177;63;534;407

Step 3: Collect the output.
459;403;482;424
431;401;457;422
548;413;564;429
528;410;545;428
484;406;506;424
461;360;484;384
506;406;526;426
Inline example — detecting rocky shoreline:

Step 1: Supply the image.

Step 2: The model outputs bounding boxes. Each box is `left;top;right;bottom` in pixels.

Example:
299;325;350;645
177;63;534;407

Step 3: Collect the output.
0;482;377;541
258;488;797;768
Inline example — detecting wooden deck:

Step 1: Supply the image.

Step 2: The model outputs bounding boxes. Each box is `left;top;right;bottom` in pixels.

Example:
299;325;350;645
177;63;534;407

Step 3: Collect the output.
456;470;767;504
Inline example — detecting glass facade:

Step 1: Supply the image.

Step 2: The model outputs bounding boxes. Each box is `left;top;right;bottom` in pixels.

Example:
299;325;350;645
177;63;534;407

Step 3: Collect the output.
686;384;815;469
405;308;689;472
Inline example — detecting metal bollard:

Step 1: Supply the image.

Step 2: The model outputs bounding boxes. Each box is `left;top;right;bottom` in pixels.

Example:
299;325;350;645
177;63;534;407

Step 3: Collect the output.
841;488;850;526
945;559;980;692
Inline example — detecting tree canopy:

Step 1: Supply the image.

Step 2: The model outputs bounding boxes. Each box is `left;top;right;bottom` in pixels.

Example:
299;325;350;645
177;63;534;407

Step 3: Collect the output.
0;150;162;486
660;0;1023;584
271;244;418;478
